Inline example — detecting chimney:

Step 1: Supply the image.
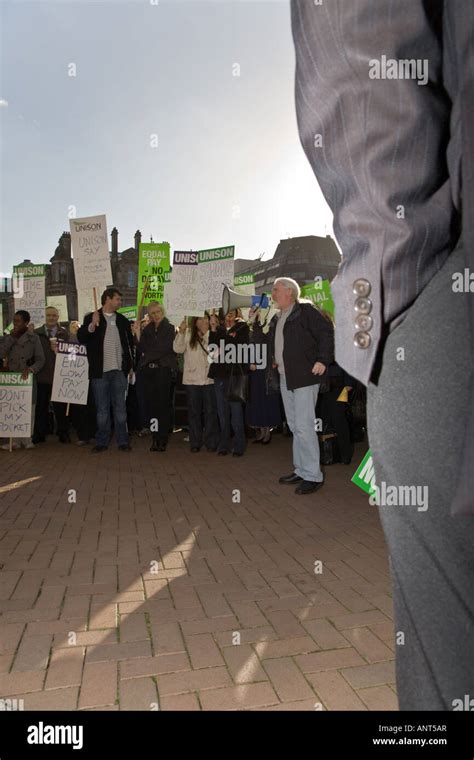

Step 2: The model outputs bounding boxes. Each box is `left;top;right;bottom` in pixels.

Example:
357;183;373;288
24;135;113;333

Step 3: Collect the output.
134;230;142;252
111;227;118;256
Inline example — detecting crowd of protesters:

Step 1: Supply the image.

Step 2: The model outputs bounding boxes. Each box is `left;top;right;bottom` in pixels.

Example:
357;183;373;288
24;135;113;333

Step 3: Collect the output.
0;279;359;494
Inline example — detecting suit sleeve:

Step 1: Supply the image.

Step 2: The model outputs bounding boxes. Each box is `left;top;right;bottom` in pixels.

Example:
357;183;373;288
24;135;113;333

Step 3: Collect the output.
291;0;454;385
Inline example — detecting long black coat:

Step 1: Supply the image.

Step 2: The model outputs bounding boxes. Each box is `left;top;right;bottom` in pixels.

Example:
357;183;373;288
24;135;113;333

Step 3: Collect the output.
267;301;334;391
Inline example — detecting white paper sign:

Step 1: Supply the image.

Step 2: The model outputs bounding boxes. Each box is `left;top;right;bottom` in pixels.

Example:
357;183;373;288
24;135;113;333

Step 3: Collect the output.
70;215;113;292
51;342;89;405
196;246;234;312
0;372;33;437
165;247;235;316
13;264;46;327
165;251;201;317
47;295;69;322
77;286;108;323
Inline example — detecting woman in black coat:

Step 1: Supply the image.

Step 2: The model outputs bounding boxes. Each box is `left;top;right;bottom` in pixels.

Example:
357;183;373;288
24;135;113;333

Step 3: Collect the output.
208;308;249;457
134;302;177;451
246;309;281;444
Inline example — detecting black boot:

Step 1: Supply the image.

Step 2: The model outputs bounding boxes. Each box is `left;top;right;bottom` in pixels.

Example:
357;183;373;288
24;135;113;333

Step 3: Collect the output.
150;434;159;452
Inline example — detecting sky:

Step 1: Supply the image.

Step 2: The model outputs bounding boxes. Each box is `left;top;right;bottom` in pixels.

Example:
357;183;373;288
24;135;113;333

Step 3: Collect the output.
0;0;333;274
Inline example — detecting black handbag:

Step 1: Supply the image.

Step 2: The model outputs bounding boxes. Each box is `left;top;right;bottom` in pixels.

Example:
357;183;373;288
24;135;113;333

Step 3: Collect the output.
227;365;248;403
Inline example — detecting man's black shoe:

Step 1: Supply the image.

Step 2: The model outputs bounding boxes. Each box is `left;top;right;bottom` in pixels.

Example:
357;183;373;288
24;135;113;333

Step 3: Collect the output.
91;445;108;453
150;440;159;451
158;443;167;452
217;450;228;456
232;452;244;457
191;447;200;453
119;444;132;451
295;480;324;495
59;433;71;443
32;435;45;444
279;473;303;485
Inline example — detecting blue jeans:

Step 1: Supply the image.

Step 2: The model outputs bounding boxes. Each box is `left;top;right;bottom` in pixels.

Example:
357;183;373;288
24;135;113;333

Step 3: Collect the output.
214;377;246;454
91;370;129;447
280;374;323;482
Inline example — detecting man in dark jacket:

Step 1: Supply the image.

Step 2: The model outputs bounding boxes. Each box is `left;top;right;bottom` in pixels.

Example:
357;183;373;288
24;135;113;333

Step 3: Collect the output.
77;287;134;452
268;278;334;494
33;307;69;444
0;309;45;449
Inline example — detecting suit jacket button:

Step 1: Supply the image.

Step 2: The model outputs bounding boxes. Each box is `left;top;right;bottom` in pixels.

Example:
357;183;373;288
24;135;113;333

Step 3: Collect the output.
354;296;372;314
352;278;371;297
354;331;371;349
354;314;373;331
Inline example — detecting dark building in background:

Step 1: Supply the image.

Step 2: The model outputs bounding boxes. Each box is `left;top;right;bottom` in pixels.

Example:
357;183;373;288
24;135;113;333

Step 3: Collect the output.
1;232;341;327
0;228;143;325
234;234;341;293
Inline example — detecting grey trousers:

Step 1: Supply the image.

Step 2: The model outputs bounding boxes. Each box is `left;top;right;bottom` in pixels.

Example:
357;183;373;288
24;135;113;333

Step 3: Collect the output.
367;244;474;711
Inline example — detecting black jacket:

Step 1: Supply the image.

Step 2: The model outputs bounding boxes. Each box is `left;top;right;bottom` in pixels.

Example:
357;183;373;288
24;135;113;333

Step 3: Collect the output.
268;301;334;391
77;309;134;380
208;320;250;379
35;324;69;385
136;319;177;370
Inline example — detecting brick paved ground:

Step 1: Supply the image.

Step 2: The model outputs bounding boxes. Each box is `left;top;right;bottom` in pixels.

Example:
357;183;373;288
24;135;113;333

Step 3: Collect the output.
0;433;397;711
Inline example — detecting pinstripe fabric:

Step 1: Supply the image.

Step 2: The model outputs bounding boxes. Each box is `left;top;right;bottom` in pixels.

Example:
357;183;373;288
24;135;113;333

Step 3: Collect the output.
292;0;473;515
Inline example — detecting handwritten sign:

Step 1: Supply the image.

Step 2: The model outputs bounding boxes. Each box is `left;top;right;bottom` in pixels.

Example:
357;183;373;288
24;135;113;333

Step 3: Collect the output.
164;251;201;316
51;342;89;405
196;246;234;311
13;264;46;327
70;215;113;292
46;295;69;322
0;372;33;437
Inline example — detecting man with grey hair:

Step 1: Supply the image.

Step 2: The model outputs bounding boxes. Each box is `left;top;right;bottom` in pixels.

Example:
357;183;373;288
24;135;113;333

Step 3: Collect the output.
269;277;334;494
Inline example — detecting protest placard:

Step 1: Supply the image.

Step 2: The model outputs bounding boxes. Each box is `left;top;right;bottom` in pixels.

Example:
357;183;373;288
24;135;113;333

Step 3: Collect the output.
300;278;335;318
77;286;108;322
351;450;376;495
117;305;138;321
13;264;46;327
0;372;33;438
51;342;89;406
234;272;255;319
137;242;170;306
46;295;69;322
70;215;113;292
164;251;201;317
196;245;234;312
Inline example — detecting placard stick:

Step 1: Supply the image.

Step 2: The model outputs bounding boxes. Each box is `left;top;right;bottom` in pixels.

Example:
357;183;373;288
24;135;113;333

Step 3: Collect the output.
139;278;150;320
93;287;98;311
9;437;12;452
66;403;70;416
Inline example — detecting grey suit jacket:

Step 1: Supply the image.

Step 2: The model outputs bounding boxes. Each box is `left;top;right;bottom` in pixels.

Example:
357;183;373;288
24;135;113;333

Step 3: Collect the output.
291;0;473;515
